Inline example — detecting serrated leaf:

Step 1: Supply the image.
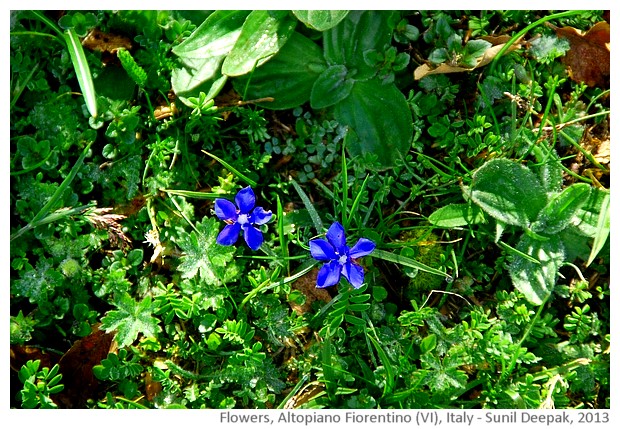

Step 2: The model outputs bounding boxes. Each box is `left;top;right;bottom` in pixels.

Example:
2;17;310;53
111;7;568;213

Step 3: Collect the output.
532;183;591;234
428;203;486;227
292;10;349;31
222;10;297;77
508;235;565;305
176;217;238;285
468;159;547;228
101;293;162;348
310;64;354;109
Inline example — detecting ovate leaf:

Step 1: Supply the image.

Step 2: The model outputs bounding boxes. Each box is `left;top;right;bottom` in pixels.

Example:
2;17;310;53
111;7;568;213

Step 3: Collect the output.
323;10;394;81
101;294;162;348
292;10;349;31
176;217;239;285
531;183;591;235
310;64;354;109
334;77;412;169
467;159;547;228
233;32;326;109
428;203;486;227
508;235;565;305
222;10;297;77
171;10;249;104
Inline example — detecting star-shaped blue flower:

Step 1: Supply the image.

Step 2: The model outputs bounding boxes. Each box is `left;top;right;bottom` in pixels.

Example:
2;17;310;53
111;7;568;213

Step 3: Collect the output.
214;186;272;251
309;221;376;288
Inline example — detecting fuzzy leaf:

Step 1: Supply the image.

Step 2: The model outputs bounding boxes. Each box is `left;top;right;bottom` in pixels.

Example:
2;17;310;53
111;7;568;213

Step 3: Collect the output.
531;183;591;234
116;48;147;87
101;293;162;348
508;235;565;305
467;159;547;228
176;217;239;285
428;203;486;227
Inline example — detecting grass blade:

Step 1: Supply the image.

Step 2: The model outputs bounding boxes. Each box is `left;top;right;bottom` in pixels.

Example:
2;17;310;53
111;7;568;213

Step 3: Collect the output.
372;248;450;279
11;141;93;241
289;177;324;234
64;28;98;117
201;150;257;187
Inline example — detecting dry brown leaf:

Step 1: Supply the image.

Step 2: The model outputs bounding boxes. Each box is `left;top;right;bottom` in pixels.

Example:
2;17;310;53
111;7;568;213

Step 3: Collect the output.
53;324;116;408
82;28;132;53
555;21;610;88
289;268;332;315
414;37;522;80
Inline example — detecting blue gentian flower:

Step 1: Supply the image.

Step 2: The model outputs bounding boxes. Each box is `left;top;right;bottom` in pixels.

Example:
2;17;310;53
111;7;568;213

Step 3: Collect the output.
214;186;272;251
309;221;376;288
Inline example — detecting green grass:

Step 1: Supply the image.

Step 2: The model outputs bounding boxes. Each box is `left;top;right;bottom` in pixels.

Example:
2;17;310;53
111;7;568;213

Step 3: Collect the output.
9;10;609;410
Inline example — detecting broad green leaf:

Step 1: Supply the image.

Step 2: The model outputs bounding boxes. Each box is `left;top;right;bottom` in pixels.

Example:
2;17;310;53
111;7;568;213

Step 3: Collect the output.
233;32;327;110
572;187;610;238
468;159;547;228
323;10;395;80
310;65;354;109
508;235;565;305
334;78;412;169
292;10;349;31
171;10;249;103
176;217;239;286
532;183;591;234
100;294;162;348
222;10;297;77
428;203;486;227
461;39;492;68
64;28;97;117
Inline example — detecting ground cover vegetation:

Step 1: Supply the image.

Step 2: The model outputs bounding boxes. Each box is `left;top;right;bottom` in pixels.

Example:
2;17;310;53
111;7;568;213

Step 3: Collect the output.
10;10;610;409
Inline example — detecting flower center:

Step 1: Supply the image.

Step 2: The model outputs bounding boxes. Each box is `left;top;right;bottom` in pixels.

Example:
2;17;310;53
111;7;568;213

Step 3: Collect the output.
338;254;348;265
237;213;249;225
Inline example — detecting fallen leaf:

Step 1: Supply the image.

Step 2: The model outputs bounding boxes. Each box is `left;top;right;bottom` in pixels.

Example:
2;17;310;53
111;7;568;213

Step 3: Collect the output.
82;28;132;53
289;268;332;315
53;324;116;408
414;36;522;80
554;21;610;88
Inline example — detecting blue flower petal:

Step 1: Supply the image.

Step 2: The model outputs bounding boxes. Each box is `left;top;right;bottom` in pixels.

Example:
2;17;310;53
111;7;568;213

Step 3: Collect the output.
214;198;238;221
316;260;342;288
244;225;263;251
217;222;241;246
349;238;376;259
342;261;365;288
310;239;337;261
326;222;347;252
235;186;256;214
251;206;272;225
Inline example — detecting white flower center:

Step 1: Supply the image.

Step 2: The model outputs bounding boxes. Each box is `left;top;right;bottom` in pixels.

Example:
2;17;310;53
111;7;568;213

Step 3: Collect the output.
338;254;348;265
237;213;249;225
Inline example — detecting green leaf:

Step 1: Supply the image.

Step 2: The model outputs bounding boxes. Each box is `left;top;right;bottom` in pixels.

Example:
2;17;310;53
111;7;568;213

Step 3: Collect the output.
368;334;395;398
420;334;437;354
176;217;238;286
292;10;349;31
171;10;249;103
63;28;97;117
222;10;297;77
334;78;412;169
508;235;565;305
101;294;162;348
461;39;492;67
233;31;326;110
467;159;547;228
428;203;486;227
323;10;394;81
116;48;147;87
532;183;591;235
310;65;354;109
